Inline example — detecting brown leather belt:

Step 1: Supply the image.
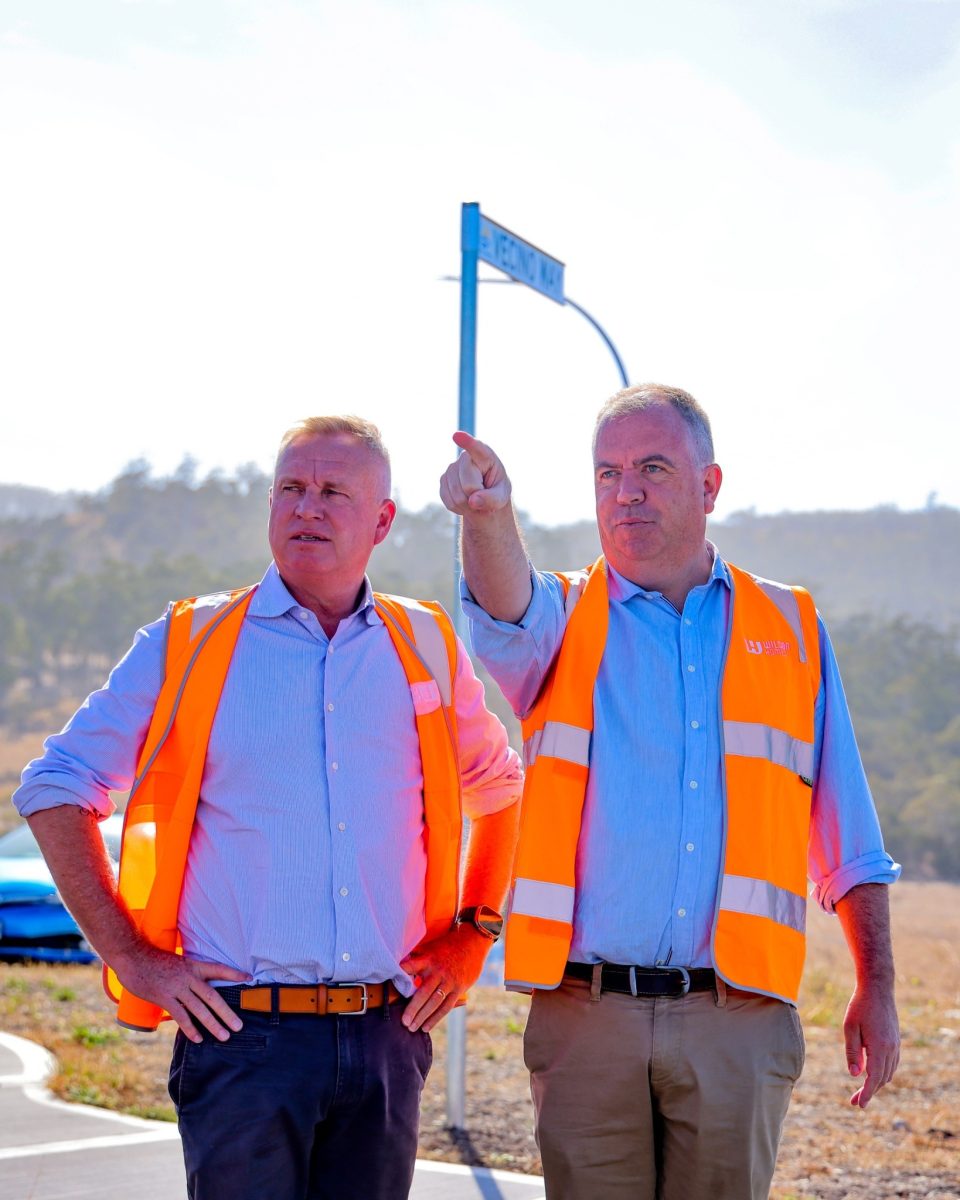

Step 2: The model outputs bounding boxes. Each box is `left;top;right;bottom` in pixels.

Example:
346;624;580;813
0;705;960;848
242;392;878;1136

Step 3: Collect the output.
217;982;402;1016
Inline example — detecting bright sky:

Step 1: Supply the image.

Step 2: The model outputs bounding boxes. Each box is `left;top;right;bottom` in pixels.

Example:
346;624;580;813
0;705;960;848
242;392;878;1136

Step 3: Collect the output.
2;0;958;524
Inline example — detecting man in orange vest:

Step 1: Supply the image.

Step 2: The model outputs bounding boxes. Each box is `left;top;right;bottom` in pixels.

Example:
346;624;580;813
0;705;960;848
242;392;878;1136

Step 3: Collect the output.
440;384;900;1200
15;416;521;1200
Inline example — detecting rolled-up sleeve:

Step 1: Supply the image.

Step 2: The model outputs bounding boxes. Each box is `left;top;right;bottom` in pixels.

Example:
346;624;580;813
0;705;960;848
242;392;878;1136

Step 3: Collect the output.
453;638;523;819
12;612;169;821
808;617;901;912
460;568;568;720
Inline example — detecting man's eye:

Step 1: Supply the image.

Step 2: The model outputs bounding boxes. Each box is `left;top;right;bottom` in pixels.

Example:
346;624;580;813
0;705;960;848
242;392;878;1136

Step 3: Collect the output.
598;470;618;481
643;464;664;474
283;484;303;493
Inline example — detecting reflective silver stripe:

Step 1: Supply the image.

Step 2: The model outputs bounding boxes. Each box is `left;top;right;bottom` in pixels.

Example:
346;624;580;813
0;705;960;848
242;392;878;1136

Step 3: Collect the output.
375;597;454;707
560;570;589;623
754;578;807;664
523;728;542;770
188;592;236;641
525;720;590;769
719;874;806;934
511;877;575;923
403;603;453;707
723;720;814;780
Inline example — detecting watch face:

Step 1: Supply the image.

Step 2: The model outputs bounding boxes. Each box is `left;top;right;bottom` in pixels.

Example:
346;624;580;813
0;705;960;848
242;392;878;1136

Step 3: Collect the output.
474;905;503;939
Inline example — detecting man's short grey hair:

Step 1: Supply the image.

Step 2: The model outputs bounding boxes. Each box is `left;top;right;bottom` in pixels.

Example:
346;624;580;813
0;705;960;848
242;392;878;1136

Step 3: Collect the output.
593;384;715;466
275;416;391;491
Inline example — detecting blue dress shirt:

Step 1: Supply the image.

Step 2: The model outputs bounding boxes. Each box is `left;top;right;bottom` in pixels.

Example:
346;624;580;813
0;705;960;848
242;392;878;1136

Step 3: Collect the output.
15;564;521;990
462;549;899;969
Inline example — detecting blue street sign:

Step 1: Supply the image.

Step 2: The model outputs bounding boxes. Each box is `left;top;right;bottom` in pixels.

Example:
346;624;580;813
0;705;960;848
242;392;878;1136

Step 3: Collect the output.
477;213;565;304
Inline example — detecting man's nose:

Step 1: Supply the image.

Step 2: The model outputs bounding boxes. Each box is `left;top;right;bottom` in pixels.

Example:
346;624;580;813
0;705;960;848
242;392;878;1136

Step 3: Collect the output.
617;472;645;504
296;490;326;518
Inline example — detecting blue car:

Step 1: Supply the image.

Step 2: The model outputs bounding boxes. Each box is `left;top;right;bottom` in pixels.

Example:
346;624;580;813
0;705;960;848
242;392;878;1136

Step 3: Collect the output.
0;815;123;964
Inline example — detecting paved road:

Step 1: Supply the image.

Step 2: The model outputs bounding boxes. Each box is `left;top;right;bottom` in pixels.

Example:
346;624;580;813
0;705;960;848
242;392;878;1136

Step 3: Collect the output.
0;1032;545;1199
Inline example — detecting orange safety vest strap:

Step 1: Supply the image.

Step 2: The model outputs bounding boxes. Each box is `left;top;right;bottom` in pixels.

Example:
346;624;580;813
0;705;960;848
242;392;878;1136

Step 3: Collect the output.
505;558;606;991
107;586;257;1029
374;594;462;945
373;595;457;707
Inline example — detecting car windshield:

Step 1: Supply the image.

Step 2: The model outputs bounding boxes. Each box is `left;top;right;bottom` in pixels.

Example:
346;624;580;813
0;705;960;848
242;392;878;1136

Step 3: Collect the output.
0;820;121;863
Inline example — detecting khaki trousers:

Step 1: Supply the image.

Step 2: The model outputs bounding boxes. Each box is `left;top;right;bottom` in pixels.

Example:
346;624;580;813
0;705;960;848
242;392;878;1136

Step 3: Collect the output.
523;978;804;1200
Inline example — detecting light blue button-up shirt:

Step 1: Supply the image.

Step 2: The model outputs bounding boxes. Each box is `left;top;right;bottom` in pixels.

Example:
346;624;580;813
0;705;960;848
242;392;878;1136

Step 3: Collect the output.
15;564;521;991
462;550;899;969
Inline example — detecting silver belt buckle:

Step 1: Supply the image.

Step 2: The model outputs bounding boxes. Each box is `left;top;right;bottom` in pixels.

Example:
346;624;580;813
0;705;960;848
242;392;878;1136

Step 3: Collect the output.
342;983;368;1016
628;966;638;997
674;967;691;996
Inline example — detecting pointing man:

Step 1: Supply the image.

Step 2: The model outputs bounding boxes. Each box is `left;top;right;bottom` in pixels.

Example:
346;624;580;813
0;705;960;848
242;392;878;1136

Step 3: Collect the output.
441;384;900;1200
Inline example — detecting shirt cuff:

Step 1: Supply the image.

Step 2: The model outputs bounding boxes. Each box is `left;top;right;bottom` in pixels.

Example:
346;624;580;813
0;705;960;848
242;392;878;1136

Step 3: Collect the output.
812;850;902;913
459;568;541;634
12;781;116;821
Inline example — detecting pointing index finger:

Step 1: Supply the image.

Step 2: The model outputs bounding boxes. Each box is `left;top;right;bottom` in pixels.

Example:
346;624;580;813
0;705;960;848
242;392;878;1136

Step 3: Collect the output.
452;430;496;471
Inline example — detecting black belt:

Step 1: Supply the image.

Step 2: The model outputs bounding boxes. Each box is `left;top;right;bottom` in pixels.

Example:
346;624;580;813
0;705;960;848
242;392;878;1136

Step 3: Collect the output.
564;961;716;998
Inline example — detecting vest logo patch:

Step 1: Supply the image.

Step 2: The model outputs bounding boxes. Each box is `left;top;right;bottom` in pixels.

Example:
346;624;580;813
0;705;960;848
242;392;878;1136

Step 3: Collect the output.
744;638;792;656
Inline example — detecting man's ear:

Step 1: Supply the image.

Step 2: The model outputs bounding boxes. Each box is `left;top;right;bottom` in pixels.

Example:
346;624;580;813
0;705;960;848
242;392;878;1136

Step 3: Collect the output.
373;498;398;546
703;464;722;515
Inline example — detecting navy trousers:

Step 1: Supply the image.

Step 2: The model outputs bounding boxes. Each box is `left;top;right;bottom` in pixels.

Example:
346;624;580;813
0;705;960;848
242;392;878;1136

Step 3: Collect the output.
167;1002;432;1200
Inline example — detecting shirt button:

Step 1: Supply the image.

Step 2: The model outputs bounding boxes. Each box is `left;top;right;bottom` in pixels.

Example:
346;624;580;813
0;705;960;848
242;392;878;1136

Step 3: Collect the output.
687;664;695;673
686;842;695;852
340;887;349;897
689;780;698;790
690;720;700;729
328;644;335;654
327;703;335;712
331;762;339;771
342;952;350;962
338;822;346;831
299;609;310;620
684;618;692;626
677;908;686;918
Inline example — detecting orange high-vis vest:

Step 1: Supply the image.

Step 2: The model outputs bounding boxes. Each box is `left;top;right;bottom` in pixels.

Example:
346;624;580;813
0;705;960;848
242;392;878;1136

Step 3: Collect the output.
104;586;463;1031
504;556;821;1005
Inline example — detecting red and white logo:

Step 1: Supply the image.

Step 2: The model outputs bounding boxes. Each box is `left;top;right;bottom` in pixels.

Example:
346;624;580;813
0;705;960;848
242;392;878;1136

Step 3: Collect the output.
744;638;792;656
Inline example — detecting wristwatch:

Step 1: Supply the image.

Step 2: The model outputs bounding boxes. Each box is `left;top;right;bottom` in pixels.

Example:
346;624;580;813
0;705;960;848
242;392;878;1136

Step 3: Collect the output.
456;904;504;941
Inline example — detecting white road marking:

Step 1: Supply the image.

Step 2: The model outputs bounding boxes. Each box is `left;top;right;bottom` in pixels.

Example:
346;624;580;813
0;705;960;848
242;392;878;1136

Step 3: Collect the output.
0;1128;181;1161
415;1159;546;1192
0;1030;56;1086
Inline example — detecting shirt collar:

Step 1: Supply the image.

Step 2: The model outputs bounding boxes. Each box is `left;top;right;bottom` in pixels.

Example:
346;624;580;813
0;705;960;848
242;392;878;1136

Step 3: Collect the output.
606;541;731;605
248;562;380;625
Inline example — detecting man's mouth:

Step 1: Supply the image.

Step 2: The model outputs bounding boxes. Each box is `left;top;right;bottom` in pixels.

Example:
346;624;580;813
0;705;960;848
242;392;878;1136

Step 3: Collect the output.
293;534;328;542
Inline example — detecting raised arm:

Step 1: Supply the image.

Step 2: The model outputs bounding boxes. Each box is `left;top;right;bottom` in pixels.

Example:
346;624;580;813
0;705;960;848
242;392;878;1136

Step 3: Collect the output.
440;431;532;623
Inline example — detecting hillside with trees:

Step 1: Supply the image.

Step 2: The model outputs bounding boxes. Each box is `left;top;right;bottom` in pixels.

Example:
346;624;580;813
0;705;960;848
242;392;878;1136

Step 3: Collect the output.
1;463;957;880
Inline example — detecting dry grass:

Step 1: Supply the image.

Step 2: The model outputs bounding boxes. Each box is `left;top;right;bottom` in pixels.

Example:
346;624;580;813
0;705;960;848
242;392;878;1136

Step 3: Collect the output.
1;882;958;1197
